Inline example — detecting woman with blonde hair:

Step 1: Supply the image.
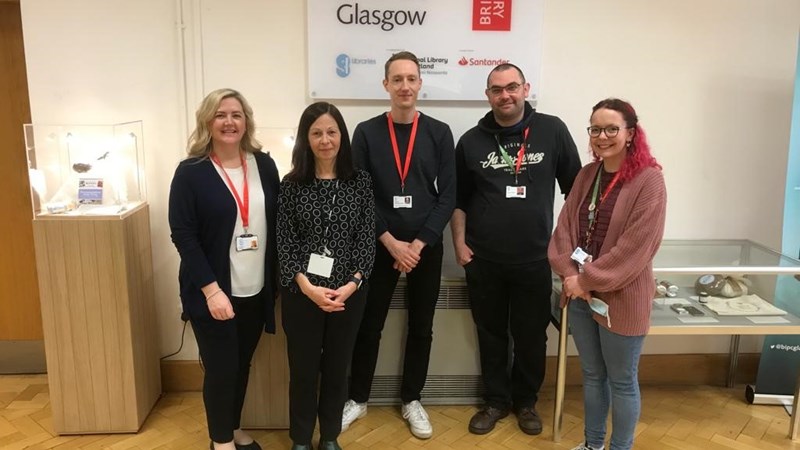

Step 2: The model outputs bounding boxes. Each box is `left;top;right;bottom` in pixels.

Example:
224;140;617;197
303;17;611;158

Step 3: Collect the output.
169;88;279;450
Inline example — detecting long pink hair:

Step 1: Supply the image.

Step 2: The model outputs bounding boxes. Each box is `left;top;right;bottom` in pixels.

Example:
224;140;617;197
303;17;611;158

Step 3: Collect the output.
590;98;661;182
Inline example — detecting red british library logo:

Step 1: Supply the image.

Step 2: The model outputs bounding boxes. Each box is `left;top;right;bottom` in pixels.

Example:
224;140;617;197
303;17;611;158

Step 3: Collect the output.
472;0;512;31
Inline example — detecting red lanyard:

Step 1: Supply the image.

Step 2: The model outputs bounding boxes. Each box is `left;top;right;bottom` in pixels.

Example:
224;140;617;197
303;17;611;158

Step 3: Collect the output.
211;153;250;230
515;127;529;175
494;127;529;184
585;166;621;248
387;112;419;192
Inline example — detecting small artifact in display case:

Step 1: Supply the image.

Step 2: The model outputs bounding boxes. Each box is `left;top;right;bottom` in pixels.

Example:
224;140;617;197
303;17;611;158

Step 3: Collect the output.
23;121;146;217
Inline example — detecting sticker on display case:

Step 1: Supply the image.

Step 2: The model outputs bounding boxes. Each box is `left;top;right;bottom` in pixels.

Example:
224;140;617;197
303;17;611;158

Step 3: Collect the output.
77;178;104;204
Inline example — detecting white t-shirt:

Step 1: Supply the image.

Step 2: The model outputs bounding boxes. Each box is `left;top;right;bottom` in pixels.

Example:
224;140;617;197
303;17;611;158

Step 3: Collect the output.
213;152;267;297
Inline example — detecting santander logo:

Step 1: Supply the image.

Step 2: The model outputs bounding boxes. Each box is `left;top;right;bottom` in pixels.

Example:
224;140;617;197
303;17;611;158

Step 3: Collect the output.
458;56;511;67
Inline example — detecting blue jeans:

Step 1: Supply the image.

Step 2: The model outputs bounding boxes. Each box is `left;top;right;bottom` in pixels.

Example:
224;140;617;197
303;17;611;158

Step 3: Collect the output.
568;299;645;450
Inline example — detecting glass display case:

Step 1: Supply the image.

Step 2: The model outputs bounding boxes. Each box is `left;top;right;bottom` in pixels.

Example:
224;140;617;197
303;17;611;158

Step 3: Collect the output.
23;121;145;217
650;239;800;330
552;239;800;442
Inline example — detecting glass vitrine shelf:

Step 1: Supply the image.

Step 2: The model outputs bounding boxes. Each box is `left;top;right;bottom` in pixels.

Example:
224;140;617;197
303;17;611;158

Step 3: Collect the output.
552;239;800;442
653;239;800;274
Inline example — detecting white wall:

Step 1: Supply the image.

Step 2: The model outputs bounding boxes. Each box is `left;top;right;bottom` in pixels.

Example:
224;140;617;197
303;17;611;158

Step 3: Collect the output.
20;0;800;360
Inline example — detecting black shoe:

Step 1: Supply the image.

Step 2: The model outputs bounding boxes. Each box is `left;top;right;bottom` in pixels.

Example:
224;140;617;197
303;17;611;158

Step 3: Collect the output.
468;406;509;435
317;440;342;450
291;444;312;450
515;406;542;435
235;441;262;450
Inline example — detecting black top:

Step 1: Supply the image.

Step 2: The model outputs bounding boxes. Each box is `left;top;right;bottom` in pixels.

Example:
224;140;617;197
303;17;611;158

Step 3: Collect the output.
352;112;456;245
277;169;376;292
168;151;280;333
455;103;582;264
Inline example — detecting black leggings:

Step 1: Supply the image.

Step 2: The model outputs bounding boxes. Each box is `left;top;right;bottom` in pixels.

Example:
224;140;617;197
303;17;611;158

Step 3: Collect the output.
191;292;265;443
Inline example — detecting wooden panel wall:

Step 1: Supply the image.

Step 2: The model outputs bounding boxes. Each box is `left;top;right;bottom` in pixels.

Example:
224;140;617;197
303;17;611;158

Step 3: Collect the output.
0;0;42;340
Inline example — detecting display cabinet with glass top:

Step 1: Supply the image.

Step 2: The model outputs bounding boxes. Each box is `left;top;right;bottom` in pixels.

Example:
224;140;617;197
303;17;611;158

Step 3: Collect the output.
23;121;146;217
552;239;800;442
23;121;160;434
650;239;800;335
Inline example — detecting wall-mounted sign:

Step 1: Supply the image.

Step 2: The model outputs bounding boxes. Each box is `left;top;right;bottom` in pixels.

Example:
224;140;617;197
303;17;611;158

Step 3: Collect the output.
307;0;543;101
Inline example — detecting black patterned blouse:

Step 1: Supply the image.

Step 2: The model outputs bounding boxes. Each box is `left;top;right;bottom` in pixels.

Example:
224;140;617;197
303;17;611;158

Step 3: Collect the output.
277;169;376;292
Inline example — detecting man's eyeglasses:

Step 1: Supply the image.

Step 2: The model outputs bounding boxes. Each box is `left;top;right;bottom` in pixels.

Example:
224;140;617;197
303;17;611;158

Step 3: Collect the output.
487;82;523;97
587;126;628;138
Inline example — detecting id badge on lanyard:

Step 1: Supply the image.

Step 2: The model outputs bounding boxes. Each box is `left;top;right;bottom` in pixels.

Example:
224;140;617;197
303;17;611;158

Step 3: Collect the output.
388;112;418;210
393;195;413;208
307;253;334;278
236;233;259;252
505;186;526;199
212;153;258;252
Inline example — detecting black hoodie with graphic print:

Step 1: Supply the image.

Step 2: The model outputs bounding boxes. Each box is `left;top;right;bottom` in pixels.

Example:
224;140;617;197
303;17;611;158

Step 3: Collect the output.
455;102;581;264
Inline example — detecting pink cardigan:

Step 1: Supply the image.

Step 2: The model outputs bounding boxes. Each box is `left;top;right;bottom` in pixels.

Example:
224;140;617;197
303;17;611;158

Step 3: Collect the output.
548;161;667;336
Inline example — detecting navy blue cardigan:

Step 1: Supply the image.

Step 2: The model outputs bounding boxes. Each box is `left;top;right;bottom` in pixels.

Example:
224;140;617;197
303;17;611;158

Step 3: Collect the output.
168;151;279;333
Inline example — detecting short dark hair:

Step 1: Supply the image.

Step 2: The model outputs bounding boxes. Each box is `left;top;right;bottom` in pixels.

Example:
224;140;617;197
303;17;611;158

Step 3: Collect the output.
486;63;526;87
285;102;355;184
384;51;420;79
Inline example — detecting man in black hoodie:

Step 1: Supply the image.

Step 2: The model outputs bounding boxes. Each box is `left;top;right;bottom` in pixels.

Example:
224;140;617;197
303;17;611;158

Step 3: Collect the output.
451;64;581;436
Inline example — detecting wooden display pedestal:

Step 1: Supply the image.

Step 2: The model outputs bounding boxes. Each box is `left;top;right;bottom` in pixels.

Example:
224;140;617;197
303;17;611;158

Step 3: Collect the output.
241;298;290;428
32;203;161;434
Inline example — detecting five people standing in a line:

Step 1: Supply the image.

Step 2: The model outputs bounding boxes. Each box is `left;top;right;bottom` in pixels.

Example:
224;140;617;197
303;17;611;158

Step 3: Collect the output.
169;60;665;450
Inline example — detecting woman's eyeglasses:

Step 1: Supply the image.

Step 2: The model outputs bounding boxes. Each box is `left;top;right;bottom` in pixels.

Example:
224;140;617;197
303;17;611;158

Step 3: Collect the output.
587;126;629;138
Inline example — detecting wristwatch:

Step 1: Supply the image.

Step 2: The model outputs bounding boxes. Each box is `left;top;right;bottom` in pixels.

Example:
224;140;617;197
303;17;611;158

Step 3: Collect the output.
349;276;363;290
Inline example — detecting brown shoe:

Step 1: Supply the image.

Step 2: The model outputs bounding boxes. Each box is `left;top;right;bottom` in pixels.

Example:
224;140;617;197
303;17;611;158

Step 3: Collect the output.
516;406;542;435
468;406;509;435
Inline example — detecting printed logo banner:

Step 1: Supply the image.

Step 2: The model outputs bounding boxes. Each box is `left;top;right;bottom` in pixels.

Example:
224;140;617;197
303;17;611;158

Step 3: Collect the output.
754;38;800;398
307;0;543;100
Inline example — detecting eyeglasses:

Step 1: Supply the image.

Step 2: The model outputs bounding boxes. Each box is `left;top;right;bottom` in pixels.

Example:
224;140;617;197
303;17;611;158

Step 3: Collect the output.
587;126;628;138
487;82;523;97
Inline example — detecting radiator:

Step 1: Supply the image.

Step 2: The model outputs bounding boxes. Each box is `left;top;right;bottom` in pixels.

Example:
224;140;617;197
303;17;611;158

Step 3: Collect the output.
369;277;484;405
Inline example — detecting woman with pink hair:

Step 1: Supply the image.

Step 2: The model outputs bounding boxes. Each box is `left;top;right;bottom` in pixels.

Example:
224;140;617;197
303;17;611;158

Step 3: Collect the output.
548;98;667;450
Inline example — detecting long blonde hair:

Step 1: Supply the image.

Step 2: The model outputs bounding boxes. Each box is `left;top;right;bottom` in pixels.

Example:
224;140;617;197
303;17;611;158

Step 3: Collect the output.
186;88;262;158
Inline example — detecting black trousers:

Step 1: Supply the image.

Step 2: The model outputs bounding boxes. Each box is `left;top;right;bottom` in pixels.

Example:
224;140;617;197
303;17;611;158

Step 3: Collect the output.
282;286;367;444
190;292;265;443
349;242;443;403
464;256;552;410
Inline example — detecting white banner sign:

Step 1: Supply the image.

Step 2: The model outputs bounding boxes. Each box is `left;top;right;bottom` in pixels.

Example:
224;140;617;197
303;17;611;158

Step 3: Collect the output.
307;0;543;101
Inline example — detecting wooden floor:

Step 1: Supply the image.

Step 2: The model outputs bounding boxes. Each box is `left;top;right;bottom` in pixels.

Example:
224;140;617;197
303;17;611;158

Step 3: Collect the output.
1;374;799;449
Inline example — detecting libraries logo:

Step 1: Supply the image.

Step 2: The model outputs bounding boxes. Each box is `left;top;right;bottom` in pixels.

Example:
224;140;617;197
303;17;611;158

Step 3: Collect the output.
336;54;351;77
336;53;377;78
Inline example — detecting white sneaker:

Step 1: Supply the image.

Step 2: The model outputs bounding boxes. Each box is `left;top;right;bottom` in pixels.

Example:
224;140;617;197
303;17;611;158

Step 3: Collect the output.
401;400;433;439
341;399;367;431
571;444;604;450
